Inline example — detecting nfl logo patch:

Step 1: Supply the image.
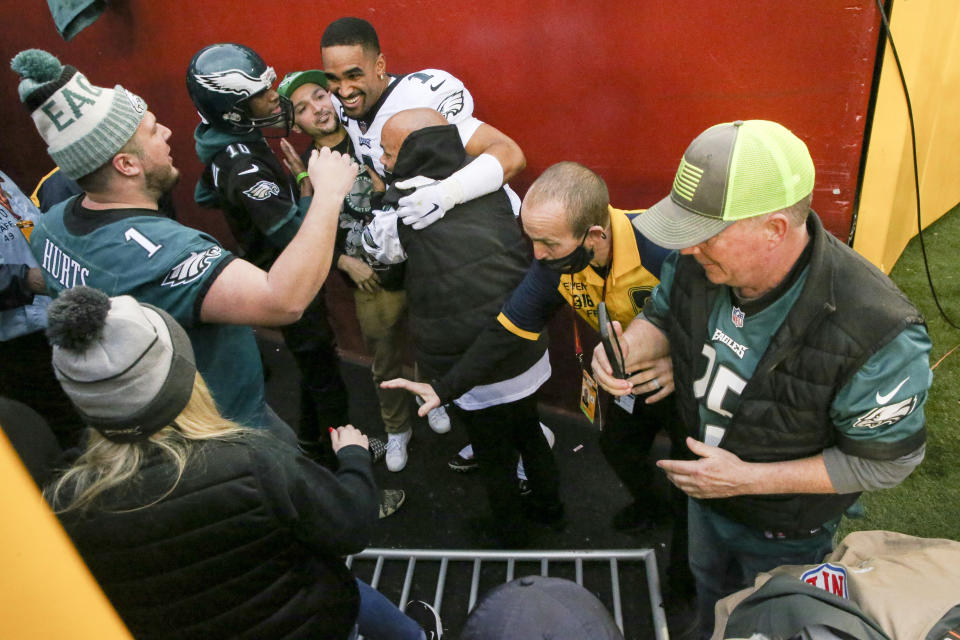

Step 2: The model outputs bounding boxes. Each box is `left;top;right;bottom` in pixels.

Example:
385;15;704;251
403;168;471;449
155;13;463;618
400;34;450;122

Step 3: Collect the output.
800;563;849;599
732;306;745;328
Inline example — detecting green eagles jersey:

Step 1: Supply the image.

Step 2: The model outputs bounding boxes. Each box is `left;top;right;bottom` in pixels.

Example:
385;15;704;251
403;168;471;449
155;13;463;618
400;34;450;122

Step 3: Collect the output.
31;197;267;428
648;252;930;452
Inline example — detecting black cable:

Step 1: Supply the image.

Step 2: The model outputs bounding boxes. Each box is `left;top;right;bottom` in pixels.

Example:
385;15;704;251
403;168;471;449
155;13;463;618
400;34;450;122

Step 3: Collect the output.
875;0;960;329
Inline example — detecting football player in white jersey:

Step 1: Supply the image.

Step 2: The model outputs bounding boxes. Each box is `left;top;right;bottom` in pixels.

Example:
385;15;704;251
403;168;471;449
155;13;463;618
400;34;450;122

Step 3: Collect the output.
321;17;525;230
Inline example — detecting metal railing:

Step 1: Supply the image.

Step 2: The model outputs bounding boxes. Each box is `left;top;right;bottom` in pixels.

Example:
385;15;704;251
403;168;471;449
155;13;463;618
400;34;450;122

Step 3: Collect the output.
348;547;667;640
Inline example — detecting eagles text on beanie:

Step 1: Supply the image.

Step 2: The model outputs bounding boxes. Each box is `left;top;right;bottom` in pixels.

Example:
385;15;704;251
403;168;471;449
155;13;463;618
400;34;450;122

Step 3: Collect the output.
11;48;148;180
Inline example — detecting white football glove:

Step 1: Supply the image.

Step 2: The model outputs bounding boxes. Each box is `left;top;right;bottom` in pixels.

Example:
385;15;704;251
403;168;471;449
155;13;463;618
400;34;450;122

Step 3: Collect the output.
361;210;406;264
394;175;464;230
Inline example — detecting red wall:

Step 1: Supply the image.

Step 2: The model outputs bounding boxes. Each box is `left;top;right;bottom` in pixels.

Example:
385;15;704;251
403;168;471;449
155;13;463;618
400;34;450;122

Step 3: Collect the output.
0;1;882;410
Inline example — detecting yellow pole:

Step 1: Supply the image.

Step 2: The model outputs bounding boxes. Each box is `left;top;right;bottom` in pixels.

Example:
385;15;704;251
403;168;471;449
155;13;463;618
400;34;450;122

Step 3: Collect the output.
0;429;131;638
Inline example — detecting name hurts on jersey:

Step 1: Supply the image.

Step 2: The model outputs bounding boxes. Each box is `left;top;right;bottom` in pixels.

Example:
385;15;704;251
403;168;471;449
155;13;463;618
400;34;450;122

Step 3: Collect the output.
39;237;88;287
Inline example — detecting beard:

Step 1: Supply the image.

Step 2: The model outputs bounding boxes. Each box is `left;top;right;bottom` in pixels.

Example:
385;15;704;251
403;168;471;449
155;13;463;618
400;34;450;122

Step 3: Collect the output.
317;119;340;136
145;163;180;198
301;113;340;138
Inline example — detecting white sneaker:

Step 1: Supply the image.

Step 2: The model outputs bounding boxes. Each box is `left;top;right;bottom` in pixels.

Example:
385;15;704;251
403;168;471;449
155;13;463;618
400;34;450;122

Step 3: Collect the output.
427;405;451;434
385;429;412;472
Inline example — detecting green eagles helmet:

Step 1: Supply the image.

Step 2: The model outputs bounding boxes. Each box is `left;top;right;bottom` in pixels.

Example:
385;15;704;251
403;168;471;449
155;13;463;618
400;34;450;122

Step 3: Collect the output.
186;43;293;134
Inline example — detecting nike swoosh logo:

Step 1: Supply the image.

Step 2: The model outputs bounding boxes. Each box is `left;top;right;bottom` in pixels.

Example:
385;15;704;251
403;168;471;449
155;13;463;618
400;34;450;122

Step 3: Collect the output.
876;377;909;404
430;80;446;91
238;164;258;175
426;204;440;215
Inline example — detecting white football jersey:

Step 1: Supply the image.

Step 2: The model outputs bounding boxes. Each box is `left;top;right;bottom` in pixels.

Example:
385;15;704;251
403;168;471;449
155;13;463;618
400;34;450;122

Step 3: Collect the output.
333;68;482;177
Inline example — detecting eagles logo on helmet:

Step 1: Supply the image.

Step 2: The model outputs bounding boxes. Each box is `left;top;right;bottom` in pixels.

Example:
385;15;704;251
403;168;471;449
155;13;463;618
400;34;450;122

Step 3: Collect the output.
186;43;294;136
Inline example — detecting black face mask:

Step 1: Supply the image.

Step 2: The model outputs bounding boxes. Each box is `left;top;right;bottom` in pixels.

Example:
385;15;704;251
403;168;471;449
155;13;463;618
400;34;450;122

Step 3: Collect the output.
538;234;594;274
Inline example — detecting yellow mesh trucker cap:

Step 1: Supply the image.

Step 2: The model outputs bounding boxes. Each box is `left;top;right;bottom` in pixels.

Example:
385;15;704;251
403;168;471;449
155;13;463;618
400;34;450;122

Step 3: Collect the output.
632;120;815;249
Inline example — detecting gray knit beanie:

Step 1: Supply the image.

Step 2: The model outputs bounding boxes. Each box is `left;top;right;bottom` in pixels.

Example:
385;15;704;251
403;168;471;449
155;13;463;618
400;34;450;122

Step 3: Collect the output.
10;49;147;180
46;287;196;443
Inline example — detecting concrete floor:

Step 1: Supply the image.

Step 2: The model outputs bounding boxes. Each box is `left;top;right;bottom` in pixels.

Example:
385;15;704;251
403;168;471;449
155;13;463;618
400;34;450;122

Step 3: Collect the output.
259;332;695;639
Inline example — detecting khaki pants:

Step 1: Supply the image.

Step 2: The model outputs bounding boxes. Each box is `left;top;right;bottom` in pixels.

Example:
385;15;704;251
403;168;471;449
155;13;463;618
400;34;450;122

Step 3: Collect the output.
354;287;413;435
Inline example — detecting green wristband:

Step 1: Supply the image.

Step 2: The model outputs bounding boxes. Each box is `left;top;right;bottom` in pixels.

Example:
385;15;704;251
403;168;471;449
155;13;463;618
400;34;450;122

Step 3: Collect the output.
296;170;310;185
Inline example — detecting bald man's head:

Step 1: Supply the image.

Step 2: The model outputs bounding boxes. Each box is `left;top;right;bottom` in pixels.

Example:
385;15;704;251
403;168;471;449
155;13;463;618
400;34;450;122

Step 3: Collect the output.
380;108;449;173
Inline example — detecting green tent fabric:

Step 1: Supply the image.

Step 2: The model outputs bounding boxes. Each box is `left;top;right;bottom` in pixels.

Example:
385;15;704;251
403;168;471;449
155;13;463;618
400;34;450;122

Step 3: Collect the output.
924;606;960;640
724;574;890;640
46;0;106;41
724;575;960;640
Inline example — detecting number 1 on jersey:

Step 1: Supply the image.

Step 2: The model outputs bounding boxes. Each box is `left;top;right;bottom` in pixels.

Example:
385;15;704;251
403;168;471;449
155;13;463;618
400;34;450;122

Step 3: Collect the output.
124;227;163;258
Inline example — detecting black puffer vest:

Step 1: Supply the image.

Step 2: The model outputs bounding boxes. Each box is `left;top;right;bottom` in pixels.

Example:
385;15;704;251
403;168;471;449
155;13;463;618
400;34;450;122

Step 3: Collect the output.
384;124;546;380
664;212;925;533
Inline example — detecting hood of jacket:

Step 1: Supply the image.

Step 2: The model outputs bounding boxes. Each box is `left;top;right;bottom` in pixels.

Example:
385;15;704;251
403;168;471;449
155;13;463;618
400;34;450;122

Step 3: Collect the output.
391;124;466;182
193;123;264;164
193;123;264;207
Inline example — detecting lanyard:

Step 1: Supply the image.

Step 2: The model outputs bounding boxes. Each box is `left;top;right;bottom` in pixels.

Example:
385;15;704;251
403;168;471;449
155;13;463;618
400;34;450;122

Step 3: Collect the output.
570;267;611;365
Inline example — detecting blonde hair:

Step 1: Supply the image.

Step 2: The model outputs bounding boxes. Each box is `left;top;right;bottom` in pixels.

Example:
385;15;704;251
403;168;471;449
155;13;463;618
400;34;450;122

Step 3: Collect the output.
45;373;252;514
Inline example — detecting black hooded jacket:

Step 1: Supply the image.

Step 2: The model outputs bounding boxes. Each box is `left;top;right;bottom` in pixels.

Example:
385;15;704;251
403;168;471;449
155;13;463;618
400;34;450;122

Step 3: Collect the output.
384;125;547;382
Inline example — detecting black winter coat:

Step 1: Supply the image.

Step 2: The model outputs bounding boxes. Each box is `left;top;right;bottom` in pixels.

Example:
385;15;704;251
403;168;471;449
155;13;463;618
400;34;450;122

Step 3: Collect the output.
55;436;379;639
386;124;547;382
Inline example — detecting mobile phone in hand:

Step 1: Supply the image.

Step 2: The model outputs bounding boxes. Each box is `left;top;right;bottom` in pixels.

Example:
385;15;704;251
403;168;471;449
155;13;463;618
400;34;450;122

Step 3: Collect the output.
597;302;626;379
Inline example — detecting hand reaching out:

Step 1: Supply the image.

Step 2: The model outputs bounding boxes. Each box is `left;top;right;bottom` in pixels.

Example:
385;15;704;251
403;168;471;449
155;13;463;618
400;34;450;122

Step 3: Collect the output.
380;378;440;417
280;138;306;177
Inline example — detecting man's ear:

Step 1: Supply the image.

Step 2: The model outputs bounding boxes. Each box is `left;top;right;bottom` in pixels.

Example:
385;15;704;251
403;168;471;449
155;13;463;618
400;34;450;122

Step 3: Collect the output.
764;212;790;246
375;53;386;77
587;224;609;241
111;151;141;178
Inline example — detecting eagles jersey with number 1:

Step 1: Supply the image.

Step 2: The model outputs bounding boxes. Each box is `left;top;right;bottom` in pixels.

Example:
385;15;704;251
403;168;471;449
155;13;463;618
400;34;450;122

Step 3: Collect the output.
333;69;481;177
30;196;268;428
646;252;931;454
